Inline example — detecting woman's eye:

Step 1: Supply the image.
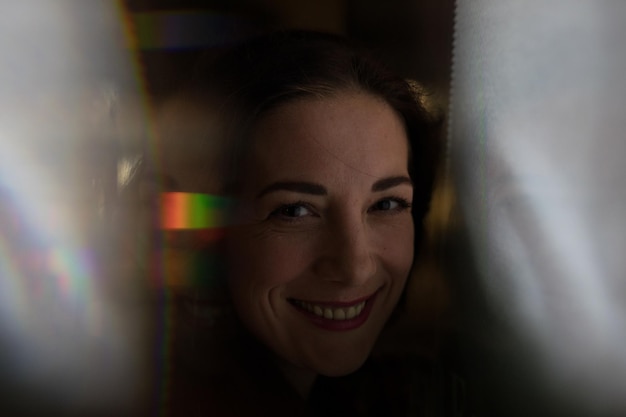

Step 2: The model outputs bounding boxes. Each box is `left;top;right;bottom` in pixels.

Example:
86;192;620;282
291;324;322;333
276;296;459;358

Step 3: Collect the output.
270;203;315;219
370;198;411;213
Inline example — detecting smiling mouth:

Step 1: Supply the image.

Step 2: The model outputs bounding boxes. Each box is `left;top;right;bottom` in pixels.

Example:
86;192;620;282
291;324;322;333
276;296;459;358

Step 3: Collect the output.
289;299;367;320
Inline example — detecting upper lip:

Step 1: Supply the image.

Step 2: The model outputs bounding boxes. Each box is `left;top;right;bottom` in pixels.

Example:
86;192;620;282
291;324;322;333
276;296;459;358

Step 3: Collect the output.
288;289;379;308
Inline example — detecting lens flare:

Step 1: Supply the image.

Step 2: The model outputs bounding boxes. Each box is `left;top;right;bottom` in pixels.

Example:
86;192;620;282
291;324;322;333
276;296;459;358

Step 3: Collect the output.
161;192;230;230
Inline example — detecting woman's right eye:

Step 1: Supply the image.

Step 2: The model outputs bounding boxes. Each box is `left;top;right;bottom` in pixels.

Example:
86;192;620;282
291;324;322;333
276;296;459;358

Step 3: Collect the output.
269;203;315;220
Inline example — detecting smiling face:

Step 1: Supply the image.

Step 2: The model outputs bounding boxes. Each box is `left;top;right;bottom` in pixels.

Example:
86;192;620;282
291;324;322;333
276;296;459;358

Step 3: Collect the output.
225;91;415;377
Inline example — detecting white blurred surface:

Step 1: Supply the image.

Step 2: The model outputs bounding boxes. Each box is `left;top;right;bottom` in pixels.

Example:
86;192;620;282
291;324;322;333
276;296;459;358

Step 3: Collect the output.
450;1;626;413
0;1;146;414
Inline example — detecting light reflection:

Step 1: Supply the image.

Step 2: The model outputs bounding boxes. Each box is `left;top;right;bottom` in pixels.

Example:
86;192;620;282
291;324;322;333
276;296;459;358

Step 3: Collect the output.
450;2;626;413
0;1;145;414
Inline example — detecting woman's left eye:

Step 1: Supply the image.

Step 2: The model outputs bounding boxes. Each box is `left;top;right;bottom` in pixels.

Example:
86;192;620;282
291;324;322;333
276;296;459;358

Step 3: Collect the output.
369;197;411;213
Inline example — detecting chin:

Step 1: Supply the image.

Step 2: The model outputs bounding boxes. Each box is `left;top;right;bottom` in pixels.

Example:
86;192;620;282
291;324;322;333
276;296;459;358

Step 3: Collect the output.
309;348;372;377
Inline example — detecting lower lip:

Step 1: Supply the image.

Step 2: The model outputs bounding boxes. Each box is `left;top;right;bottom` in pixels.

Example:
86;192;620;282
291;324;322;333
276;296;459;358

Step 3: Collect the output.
292;293;378;331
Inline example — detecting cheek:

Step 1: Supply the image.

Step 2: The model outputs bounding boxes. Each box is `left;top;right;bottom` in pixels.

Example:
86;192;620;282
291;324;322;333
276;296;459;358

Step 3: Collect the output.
379;226;414;313
377;219;415;275
225;230;316;340
225;229;316;292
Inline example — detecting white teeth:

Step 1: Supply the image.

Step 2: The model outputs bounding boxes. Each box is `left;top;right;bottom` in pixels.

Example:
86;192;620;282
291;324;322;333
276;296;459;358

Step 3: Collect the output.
314;305;323;316
355;301;365;315
292;299;368;321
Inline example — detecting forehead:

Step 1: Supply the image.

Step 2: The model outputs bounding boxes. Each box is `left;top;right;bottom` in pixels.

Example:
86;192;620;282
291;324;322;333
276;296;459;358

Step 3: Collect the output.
246;92;410;182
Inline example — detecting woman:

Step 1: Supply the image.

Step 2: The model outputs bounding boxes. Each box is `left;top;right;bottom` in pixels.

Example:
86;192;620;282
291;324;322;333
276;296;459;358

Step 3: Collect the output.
128;30;442;416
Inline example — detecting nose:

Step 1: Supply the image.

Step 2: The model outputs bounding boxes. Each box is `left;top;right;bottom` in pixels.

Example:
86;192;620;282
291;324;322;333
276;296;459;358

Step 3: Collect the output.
313;215;377;285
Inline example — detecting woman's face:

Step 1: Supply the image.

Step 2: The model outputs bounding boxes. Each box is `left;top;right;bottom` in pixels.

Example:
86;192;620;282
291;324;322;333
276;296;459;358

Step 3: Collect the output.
225;91;414;376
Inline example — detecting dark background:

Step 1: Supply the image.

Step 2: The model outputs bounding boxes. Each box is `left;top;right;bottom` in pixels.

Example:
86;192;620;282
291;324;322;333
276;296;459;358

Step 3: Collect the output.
121;0;454;108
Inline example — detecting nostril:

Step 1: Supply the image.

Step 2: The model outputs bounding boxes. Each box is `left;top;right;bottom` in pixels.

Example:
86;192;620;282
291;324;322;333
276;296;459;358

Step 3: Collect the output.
315;247;377;284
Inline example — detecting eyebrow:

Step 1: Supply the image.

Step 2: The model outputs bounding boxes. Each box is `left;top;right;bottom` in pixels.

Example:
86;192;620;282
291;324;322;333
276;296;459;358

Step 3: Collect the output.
256;176;412;199
371;176;413;192
256;181;327;198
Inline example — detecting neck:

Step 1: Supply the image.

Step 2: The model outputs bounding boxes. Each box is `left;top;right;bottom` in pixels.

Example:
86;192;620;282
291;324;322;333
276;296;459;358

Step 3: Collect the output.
276;359;318;400
233;322;318;399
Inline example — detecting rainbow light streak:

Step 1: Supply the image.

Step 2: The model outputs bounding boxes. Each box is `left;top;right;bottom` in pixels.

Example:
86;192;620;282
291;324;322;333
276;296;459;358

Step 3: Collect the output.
161;192;230;230
115;4;169;414
115;0;158;163
46;246;94;303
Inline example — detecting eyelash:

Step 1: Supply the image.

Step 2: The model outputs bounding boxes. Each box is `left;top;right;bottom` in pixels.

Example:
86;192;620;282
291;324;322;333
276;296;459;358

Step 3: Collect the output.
369;196;412;213
268;196;412;221
269;201;317;221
